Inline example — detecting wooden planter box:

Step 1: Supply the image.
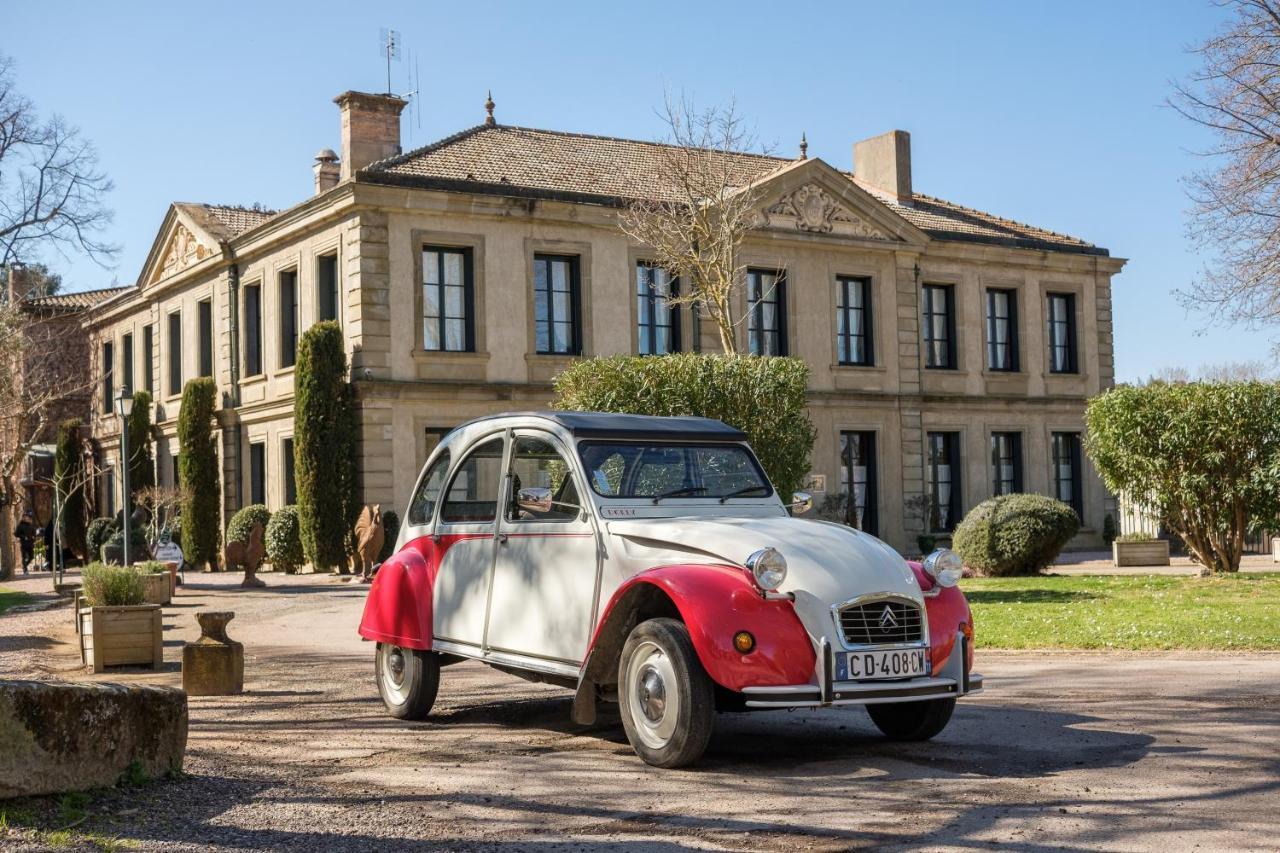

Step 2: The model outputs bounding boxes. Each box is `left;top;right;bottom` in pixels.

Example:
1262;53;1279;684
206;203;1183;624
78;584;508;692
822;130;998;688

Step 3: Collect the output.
138;572;171;605
1113;539;1170;567
78;605;163;673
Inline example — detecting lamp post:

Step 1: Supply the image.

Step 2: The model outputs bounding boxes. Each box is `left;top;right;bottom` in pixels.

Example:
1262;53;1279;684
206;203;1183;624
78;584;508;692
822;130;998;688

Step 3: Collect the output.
114;389;134;567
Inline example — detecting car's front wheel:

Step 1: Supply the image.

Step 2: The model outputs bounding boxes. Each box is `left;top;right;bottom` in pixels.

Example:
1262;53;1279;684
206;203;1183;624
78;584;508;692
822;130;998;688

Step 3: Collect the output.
866;697;956;741
617;618;715;768
375;642;440;720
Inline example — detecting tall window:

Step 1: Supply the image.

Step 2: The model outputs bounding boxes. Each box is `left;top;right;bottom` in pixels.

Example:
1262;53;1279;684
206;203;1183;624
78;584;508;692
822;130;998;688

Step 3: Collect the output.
636;263;679;355
282;437;296;505
198;299;213;378
422;247;473;352
104;468;115;518
1052;432;1084;518
927;432;962;531
142;324;154;394
986;288;1019;371
317;253;339;323
243;283;262;377
990;432;1023;495
747;268;786;356
836;276;873;366
1048;293;1078;374
533;254;580;355
249;442;265;506
922;284;955;369
101;341;114;413
279;269;298;368
121;333;134;396
839;431;878;535
167;311;183;396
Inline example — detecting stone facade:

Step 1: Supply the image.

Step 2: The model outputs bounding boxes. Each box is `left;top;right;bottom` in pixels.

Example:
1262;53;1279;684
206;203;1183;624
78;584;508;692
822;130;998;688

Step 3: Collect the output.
82;91;1126;554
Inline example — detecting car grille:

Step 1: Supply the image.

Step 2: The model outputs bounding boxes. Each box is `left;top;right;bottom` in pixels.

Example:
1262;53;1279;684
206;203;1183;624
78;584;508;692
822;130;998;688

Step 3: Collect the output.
838;599;924;646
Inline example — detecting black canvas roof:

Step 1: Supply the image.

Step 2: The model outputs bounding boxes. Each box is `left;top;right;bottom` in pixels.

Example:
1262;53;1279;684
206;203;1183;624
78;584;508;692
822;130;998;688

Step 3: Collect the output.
461;411;748;442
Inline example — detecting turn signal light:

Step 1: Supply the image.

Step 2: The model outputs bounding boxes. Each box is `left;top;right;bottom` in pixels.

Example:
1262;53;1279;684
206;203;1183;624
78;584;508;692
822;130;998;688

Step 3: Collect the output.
733;631;756;654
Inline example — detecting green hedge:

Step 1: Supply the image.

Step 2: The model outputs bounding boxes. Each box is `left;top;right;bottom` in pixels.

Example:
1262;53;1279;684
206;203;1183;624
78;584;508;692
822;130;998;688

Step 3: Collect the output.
227;504;271;544
265;504;305;574
553;354;816;498
952;493;1080;576
178;377;221;568
55;418;87;560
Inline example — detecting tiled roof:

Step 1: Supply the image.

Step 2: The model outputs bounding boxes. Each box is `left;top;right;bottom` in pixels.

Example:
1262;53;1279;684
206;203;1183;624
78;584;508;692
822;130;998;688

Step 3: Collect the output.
175;202;277;242
365;124;1106;256
25;285;131;312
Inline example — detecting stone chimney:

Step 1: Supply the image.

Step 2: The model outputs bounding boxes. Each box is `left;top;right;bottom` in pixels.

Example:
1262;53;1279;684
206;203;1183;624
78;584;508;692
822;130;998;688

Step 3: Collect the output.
313;148;340;194
854;130;912;204
334;91;407;180
6;263;25;303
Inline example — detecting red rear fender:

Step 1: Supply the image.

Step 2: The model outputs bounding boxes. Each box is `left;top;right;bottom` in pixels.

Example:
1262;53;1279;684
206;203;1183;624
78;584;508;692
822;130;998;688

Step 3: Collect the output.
358;538;437;650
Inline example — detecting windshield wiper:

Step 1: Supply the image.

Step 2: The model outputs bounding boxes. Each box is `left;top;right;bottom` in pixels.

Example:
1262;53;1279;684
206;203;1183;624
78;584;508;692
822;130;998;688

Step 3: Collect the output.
652;486;707;504
718;485;770;503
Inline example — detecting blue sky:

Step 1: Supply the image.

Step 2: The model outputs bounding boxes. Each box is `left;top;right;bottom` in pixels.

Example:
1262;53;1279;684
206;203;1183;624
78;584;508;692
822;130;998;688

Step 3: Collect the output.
4;0;1269;381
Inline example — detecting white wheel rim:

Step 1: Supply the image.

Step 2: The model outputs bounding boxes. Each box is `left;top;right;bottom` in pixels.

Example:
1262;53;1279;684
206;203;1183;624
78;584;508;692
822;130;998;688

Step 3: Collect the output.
625;640;680;750
379;645;411;705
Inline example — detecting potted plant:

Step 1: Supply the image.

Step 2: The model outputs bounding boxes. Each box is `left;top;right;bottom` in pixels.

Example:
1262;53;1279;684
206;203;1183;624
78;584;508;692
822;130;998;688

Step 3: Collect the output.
1112;532;1170;567
78;563;163;673
134;560;172;605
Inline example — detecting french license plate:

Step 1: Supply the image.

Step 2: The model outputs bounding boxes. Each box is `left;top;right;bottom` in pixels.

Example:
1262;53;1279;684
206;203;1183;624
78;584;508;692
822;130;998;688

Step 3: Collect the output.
837;647;929;681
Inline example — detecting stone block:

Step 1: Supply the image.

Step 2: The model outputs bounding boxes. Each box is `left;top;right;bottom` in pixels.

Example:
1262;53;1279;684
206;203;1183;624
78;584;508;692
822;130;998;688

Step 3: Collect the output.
182;612;243;697
0;680;187;798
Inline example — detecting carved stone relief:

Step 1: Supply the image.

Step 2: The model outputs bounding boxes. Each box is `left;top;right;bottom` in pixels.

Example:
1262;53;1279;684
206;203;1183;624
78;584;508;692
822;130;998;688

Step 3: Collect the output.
764;184;892;240
157;223;210;281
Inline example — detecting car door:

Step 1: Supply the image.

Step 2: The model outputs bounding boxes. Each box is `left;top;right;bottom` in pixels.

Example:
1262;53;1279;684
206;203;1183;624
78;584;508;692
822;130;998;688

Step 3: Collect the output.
485;430;600;665
431;434;507;651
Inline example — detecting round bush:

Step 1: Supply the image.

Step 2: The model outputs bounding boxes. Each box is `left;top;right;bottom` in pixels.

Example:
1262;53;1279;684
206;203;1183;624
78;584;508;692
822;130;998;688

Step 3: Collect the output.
952;493;1080;576
265;505;305;574
227;504;271;544
85;517;116;562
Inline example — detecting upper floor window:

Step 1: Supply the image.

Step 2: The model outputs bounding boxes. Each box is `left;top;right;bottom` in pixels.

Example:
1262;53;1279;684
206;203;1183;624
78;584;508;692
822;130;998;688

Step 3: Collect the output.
747;268;787;356
243;283;263;377
533;254;581;355
279;269;298;369
990;432;1023;495
836;276;873;366
198;298;214;378
423;246;474;352
101;341;114;414
1048;293;1078;374
1052;431;1084;518
927;431;962;531
121;333;134;397
142;324;154;395
636;263;679;355
167;311;182;396
922;284;955;369
986;288;1019;371
317;253;340;324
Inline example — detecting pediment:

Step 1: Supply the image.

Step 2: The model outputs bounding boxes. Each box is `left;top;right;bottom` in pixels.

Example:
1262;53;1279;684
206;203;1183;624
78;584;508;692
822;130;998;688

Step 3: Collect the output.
140;205;222;288
762;183;894;240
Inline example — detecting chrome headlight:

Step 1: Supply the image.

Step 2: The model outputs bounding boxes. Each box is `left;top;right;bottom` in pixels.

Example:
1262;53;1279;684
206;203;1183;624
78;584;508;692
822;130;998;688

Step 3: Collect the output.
745;547;788;591
922;548;963;588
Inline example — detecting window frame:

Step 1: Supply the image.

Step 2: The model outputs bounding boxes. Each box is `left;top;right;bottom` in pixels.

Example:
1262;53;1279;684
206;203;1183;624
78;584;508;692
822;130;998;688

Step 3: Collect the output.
1047;292;1079;374
197;298;214;379
438;435;507;525
533;253;582;356
926;431;963;532
281;436;296;505
248;441;266;506
985;288;1019;372
278;268;298;369
747;267;788;356
317;252;340;324
921;283;956;370
142;323;154;394
1052;431;1084;518
421;245;475;353
990;431;1023;495
101;340;114;414
407;445;454;528
839;430;878;536
836;276;874;367
243;282;263;378
167;310;182;397
121;333;134;397
504;432;585;524
636;262;681;356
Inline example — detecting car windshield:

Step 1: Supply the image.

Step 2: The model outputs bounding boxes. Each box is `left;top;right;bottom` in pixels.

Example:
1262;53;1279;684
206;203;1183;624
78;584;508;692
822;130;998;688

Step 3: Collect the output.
578;441;773;500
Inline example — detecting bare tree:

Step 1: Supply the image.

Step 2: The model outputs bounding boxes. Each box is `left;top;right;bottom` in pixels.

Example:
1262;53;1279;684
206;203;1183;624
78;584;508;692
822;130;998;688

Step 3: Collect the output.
1146;359;1275;384
1170;1;1280;332
618;95;779;355
0;55;116;269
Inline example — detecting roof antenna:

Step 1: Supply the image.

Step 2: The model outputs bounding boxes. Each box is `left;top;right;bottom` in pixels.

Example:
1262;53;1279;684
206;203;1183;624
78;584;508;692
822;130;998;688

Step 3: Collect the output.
379;28;401;95
403;48;421;144
799;132;808;160
484;90;496;126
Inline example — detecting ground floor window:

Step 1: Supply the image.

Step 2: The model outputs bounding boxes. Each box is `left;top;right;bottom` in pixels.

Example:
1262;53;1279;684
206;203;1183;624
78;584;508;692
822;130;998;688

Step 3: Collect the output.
927;432;962;532
990;432;1023;495
838;431;878;535
282;438;296;505
1052;432;1083;518
249;442;265;506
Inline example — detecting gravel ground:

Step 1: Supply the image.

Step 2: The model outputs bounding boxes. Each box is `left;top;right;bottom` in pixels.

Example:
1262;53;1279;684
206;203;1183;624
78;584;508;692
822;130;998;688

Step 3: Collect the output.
2;570;1279;851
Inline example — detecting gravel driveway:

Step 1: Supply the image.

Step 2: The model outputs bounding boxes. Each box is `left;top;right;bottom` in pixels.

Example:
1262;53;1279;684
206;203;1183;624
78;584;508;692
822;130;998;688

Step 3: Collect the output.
3;571;1279;851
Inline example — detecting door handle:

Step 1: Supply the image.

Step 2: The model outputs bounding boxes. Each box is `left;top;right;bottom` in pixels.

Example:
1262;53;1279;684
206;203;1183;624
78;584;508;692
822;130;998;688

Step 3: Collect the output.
496;533;508;545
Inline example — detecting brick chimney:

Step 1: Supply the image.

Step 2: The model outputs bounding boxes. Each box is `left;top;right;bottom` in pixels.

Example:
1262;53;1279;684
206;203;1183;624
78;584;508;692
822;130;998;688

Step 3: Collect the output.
6;263;25;303
854;130;912;204
334;91;407;180
313;148;340;194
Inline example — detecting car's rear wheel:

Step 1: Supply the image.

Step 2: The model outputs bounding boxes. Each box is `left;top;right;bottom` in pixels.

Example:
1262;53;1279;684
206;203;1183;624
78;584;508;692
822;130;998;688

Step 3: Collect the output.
376;642;440;720
617;618;715;768
866;697;956;741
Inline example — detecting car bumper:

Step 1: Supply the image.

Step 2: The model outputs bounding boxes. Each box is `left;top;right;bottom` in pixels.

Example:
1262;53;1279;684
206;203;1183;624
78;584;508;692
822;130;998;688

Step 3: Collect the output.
740;634;984;709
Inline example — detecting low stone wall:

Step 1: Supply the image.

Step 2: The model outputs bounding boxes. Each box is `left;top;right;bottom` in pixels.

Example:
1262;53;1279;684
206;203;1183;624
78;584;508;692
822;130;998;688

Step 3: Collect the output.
0;680;187;798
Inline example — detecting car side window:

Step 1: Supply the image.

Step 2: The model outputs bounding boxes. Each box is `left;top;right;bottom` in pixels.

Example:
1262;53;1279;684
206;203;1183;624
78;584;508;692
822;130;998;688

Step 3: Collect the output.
407;448;451;526
507;435;582;523
440;437;505;524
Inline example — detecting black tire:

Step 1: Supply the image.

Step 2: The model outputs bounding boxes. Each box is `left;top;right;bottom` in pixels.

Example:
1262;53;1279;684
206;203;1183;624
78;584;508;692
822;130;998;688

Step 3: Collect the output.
617;618;715;768
375;643;440;720
866;697;956;741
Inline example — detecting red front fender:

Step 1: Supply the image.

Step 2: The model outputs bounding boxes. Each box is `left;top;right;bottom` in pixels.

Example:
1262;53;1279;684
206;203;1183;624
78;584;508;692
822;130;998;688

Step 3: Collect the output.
910;561;975;676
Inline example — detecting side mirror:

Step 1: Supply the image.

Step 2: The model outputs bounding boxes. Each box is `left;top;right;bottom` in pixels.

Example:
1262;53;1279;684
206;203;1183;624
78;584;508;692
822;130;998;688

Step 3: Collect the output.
516;486;553;514
790;491;813;515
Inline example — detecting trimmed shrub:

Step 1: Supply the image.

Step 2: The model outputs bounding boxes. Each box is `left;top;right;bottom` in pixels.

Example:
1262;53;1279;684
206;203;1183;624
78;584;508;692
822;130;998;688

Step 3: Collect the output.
553;354;817;498
102;526;149;565
379;510;400;562
227;504;271;544
265;505;305;574
55;418;88;560
295;322;358;572
178;378;221;569
952;494;1080;576
81;562;146;607
85;517;115;562
127;390;156;496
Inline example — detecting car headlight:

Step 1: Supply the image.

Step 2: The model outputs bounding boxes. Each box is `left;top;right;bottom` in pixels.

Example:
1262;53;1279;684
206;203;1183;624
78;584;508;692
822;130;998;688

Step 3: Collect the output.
922;548;963;588
745;547;788;591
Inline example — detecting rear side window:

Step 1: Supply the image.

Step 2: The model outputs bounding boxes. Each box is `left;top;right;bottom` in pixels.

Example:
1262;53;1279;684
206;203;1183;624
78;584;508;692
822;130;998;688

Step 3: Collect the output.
407;448;452;526
440;437;506;524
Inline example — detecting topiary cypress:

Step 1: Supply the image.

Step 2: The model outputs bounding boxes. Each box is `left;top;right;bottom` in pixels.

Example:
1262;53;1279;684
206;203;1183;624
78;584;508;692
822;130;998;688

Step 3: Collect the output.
127;390;155;498
177;377;221;570
55;418;88;560
295;321;356;572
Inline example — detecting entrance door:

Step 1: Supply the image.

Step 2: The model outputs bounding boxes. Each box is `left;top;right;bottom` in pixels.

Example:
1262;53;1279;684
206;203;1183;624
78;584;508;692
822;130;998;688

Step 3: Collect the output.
485;431;600;664
432;434;506;649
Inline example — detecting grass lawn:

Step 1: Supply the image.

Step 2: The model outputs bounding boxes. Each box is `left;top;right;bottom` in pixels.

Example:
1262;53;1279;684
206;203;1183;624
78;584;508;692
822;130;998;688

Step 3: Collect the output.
964;572;1280;650
0;587;33;615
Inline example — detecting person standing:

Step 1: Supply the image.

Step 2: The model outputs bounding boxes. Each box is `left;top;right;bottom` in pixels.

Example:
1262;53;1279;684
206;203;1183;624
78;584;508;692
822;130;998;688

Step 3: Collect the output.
14;510;37;575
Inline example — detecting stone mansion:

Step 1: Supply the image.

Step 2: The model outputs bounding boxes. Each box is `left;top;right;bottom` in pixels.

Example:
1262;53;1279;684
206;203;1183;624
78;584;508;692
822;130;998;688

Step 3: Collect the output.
83;89;1125;553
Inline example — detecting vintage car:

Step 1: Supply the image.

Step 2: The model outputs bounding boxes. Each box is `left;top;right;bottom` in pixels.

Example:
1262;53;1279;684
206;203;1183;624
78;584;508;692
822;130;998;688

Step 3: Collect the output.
359;412;983;767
